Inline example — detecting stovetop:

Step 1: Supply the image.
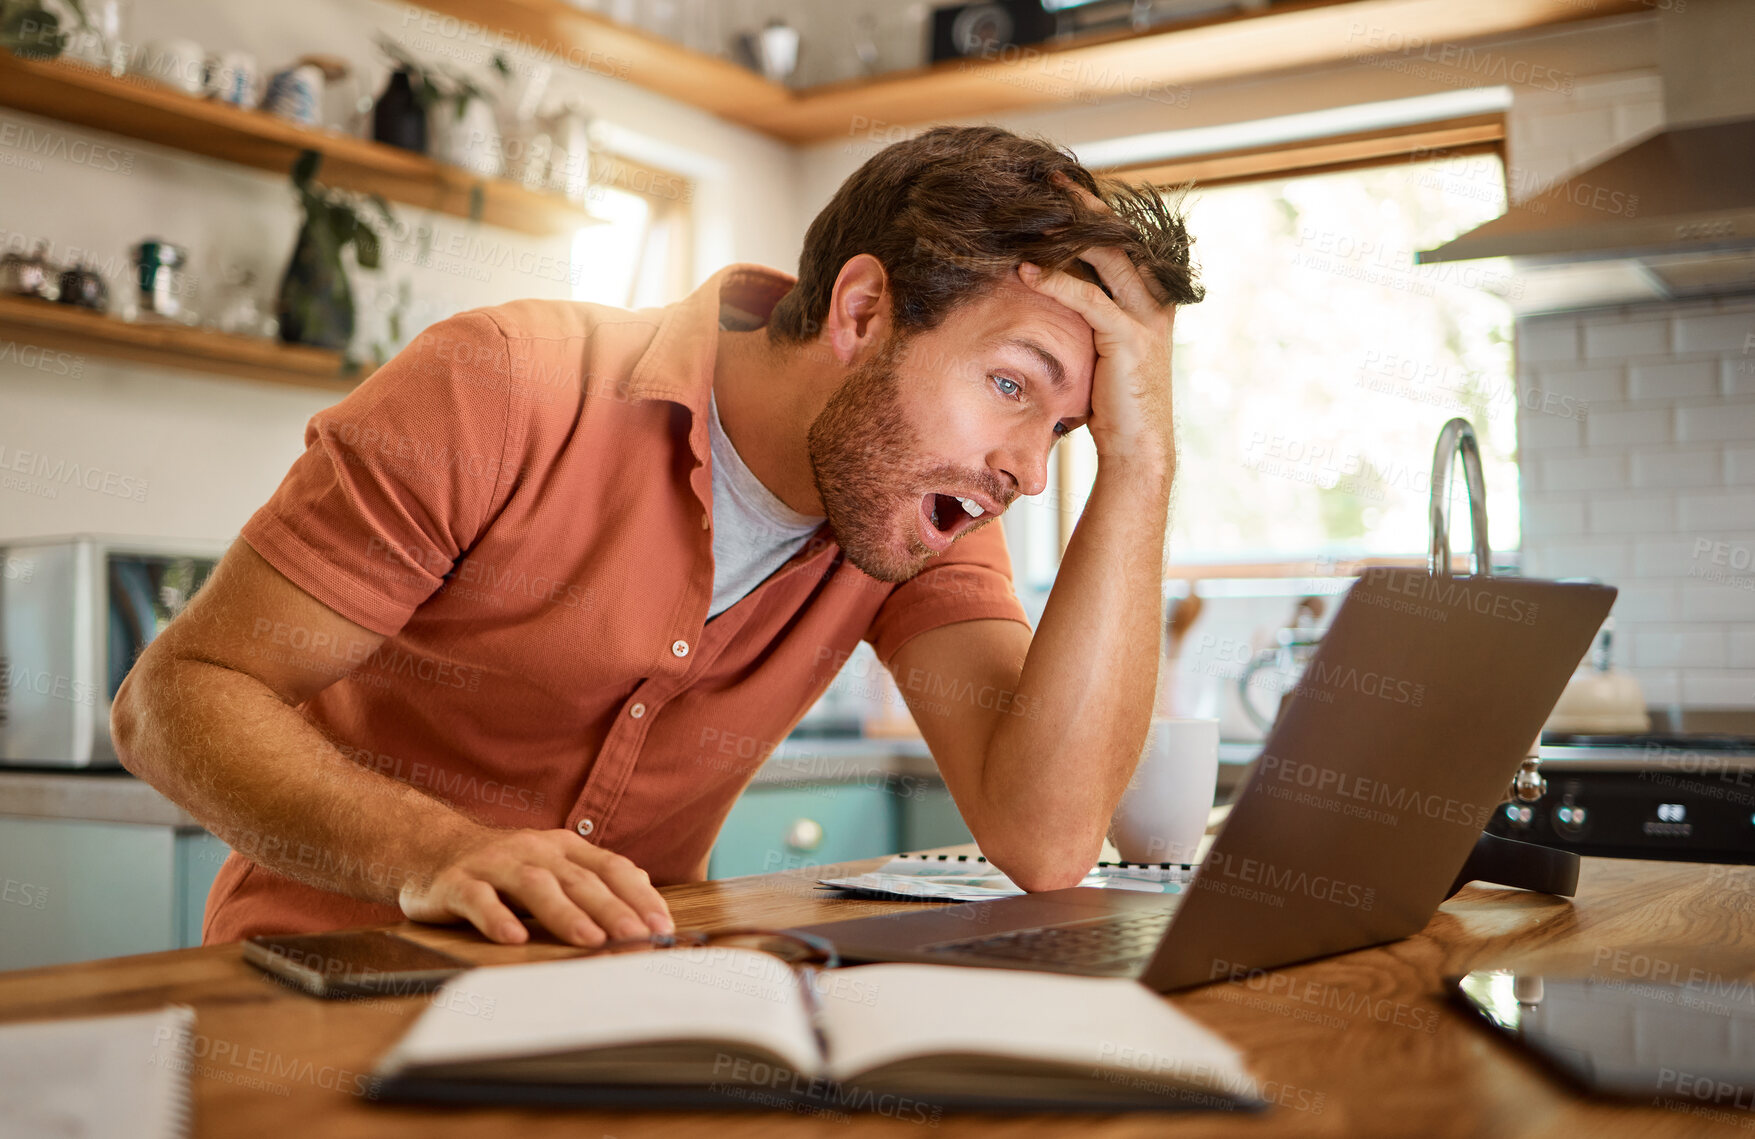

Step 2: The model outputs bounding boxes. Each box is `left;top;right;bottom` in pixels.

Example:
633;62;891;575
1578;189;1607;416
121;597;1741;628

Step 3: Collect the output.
1538;732;1755;769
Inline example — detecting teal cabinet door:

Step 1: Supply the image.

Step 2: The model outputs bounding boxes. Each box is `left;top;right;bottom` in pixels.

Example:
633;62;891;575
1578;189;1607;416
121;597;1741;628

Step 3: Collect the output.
709;783;898;879
0;818;232;970
175;830;231;949
898;783;974;851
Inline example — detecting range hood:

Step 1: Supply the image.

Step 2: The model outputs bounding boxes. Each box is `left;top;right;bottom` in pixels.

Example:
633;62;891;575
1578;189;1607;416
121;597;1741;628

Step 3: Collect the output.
1418;0;1755;313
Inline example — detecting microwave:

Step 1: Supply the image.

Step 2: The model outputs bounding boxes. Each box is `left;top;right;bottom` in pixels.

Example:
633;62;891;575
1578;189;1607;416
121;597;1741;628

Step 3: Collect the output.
0;535;225;768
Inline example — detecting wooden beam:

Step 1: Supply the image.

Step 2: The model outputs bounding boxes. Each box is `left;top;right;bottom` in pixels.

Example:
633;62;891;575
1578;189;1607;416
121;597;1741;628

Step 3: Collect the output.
1109;113;1506;188
404;0;791;122
739;0;1649;143
404;0;1649;145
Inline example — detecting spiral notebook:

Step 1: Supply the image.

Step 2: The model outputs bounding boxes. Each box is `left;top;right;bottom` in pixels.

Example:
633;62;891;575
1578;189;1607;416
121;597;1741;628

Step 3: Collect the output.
0;1005;195;1139
818;853;1196;902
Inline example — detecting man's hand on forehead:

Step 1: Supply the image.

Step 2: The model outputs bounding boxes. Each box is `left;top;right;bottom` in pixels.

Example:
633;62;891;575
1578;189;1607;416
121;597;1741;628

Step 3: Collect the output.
1048;172;1177;309
1017;173;1178;466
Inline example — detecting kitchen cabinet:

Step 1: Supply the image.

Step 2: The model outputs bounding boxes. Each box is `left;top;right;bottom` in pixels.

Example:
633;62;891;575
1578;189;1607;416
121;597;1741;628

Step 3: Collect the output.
707;770;975;879
707;782;897;879
0;816;227;971
0;746;968;966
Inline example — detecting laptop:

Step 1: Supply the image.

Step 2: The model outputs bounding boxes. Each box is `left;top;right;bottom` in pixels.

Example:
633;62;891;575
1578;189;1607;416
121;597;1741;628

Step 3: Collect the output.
789;567;1616;992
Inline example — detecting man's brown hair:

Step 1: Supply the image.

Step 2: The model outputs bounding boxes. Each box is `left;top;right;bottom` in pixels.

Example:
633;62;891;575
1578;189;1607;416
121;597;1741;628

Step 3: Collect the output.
768;125;1203;344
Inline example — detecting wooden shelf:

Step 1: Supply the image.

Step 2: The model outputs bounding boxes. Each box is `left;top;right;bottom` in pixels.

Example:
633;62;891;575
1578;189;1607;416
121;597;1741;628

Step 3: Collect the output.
413;0;1650;145
0;294;365;392
0;53;600;236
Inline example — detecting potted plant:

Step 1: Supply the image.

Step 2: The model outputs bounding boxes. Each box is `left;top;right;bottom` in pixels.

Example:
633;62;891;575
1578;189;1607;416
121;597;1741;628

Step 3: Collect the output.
0;0;73;58
276;149;392;354
374;35;509;176
371;35;433;154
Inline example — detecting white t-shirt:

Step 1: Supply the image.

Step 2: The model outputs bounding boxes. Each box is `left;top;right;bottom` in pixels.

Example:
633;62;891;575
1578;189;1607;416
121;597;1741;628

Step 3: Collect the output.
706;392;825;619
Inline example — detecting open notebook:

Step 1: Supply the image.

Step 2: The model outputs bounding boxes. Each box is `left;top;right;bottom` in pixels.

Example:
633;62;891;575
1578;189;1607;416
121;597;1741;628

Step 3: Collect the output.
372;947;1261;1113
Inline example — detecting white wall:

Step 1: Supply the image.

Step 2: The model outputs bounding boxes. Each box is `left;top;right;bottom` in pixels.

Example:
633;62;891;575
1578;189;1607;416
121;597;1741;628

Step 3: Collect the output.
0;0;800;545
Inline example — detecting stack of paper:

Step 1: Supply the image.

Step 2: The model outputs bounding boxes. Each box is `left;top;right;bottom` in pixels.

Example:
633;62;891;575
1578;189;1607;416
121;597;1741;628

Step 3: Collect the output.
819;855;1195;902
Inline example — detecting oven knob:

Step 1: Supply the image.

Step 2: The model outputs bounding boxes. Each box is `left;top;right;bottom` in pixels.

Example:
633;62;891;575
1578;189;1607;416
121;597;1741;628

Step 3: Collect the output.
1552;804;1588;836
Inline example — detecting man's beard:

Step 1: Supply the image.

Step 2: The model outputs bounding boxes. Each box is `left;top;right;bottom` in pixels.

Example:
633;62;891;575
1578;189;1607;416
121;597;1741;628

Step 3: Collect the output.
807;335;994;584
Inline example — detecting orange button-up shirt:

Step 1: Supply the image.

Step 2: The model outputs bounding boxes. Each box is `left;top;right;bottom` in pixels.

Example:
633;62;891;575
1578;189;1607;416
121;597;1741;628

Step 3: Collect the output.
204;264;1030;943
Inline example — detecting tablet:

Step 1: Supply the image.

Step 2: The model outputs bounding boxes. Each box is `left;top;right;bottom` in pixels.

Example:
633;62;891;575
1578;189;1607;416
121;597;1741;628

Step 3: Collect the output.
1450;968;1755;1110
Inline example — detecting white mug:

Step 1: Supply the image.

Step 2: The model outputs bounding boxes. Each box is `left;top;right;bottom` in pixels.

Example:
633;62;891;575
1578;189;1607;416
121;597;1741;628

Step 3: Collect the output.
133;38;205;95
204;50;260;109
262;64;324;126
1109;717;1220;864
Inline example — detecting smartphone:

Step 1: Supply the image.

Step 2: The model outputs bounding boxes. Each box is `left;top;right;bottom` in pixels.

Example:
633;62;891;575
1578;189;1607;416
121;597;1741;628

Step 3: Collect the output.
244;931;472;999
1451;969;1755;1108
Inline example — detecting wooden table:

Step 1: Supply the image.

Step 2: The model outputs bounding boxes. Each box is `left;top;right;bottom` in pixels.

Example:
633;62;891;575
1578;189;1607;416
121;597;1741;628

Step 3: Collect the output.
4;853;1752;1137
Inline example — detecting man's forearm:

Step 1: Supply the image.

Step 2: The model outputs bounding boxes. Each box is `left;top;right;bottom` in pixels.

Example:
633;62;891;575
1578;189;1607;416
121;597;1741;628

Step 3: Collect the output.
978;451;1174;887
114;658;484;904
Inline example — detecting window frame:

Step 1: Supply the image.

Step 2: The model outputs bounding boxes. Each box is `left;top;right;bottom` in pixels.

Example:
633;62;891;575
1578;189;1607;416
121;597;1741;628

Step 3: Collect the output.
584;152;697;308
1049;114;1510;576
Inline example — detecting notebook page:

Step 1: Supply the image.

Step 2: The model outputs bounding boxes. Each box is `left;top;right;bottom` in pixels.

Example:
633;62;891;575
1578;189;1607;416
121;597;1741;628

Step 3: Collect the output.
376;947;822;1078
0;1005;194;1139
817;965;1250;1095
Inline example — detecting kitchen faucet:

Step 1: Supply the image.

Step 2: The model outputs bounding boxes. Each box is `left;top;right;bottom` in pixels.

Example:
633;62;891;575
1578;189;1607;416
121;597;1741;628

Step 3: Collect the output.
1428;417;1491;578
1428;417;1549;808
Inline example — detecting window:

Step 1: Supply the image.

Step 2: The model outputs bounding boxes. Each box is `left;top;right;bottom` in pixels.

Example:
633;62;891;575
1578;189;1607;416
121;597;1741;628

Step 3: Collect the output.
571;159;694;308
1028;139;1519;588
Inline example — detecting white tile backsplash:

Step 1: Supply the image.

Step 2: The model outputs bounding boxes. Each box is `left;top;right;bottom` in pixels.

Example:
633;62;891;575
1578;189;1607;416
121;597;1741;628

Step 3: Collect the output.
1633;537;1713;578
1539;452;1629;492
1630;629;1727;669
1680;671;1755;709
1526;365;1626;403
1732;629;1755;669
1519;296;1755;707
1630;360;1720;400
1679;581;1755;622
1679;491;1755;532
1523;497;1587;537
1583;319;1668;361
1519;320;1581;364
1674;313;1755;355
1586;407;1673;446
1632;448;1721;489
1678;400;1755;443
1586;494;1676;536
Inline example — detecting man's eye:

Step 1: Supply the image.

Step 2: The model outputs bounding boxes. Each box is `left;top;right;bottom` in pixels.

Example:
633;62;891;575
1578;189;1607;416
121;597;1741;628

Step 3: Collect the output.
1053;422;1070;438
992;375;1021;398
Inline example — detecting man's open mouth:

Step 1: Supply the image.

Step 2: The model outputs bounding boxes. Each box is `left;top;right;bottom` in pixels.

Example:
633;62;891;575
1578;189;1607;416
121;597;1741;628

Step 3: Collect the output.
918;491;996;552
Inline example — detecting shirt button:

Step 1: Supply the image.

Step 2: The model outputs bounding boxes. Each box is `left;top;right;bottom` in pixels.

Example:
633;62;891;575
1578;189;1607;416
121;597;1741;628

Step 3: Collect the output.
672;639;690;658
629;702;646;719
701;513;710;530
576;818;595;837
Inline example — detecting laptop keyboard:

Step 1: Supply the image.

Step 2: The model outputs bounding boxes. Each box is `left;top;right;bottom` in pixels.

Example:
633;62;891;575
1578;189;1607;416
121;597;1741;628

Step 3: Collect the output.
922;909;1175;975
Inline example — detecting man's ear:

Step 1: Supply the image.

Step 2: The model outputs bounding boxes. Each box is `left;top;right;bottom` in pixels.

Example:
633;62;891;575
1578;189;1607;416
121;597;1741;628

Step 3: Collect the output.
823;254;891;366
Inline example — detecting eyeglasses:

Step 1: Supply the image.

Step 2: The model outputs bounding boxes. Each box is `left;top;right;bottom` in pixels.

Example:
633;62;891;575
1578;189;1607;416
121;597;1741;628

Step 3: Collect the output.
579;927;840;969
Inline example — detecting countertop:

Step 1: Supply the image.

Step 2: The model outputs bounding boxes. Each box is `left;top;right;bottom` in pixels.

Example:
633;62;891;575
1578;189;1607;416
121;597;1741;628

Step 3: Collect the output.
0;735;1258;823
0;736;944;824
0;769;203;827
2;852;1742;1137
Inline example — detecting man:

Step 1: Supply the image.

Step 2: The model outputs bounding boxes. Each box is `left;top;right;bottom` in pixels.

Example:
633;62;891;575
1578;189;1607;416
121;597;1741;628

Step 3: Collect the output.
112;125;1203;948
